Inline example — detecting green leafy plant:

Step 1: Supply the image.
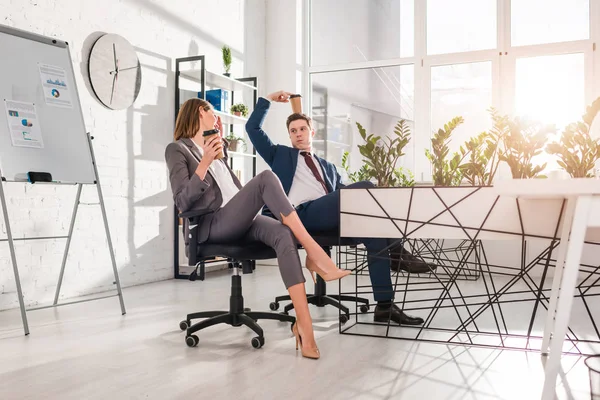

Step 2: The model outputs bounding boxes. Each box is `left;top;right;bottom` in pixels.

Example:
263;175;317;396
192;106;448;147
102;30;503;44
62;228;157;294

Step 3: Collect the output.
222;45;232;75
546;97;600;178
459;109;508;186
393;167;415;187
498;117;554;179
341;151;371;183
425;117;467;186
356;119;412;187
341;151;415;187
230;103;248;117
459;132;491;186
225;133;246;152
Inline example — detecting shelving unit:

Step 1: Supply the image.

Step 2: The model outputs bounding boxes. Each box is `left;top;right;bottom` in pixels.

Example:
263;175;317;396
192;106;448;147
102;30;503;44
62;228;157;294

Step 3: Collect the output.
205;70;258;92
311;85;353;167
213;109;248;126
173;54;258;279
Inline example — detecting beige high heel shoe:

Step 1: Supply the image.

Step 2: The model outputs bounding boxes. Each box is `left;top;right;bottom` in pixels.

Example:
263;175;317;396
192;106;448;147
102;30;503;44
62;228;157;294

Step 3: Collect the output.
305;257;351;283
292;323;320;360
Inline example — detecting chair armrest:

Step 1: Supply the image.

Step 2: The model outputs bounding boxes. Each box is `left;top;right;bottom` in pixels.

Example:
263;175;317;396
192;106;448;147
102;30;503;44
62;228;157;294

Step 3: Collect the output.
179;209;213;222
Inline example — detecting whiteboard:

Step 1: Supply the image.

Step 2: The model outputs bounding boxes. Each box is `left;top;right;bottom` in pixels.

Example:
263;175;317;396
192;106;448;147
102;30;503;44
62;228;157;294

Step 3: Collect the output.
0;25;95;184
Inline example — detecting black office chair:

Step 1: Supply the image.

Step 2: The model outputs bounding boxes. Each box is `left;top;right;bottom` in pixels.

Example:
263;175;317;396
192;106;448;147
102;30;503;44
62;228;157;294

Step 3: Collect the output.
269;232;370;324
178;210;296;349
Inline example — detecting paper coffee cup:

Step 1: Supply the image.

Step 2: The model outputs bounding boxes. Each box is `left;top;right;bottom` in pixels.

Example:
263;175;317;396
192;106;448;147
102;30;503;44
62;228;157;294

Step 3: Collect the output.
202;129;224;160
290;94;302;114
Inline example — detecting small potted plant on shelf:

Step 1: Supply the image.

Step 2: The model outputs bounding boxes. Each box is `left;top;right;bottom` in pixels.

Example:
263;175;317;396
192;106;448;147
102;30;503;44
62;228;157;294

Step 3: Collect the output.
546;97;600;178
230;103;248;117
222;45;232;77
225;133;246;152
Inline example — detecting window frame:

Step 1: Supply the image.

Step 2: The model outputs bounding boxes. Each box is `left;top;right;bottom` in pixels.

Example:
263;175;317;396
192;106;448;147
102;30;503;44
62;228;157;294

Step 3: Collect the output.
305;0;598;181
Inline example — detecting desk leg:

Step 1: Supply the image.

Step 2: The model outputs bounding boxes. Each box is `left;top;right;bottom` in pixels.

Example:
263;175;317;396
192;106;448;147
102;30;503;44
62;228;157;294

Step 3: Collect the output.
541;195;592;400
541;198;576;355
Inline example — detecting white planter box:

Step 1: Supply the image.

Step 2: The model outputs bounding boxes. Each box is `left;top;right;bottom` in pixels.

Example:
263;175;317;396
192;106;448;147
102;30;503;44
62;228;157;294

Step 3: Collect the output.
340;186;600;244
338;183;600;354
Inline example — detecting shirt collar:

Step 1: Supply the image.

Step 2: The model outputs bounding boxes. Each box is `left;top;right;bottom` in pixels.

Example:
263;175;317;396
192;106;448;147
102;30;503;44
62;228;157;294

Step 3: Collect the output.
191;139;204;155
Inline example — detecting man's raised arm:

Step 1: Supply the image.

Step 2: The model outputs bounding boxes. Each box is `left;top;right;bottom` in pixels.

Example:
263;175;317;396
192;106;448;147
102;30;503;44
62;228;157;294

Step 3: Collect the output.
245;90;293;166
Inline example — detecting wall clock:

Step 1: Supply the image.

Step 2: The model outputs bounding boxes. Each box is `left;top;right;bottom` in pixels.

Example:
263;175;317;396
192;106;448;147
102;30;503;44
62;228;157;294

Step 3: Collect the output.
88;34;142;110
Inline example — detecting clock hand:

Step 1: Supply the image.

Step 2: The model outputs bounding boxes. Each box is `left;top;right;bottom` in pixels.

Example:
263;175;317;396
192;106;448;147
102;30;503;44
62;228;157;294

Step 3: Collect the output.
117;66;138;72
112;43;118;72
110;72;117;105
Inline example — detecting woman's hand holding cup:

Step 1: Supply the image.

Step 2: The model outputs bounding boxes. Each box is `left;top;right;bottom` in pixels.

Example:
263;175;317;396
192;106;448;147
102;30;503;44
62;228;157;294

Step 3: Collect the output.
195;133;223;180
201;134;223;164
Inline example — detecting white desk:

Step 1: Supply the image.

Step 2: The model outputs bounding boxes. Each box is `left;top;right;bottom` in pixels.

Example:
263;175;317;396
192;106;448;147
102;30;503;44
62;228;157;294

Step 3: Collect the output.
493;179;600;400
339;180;600;399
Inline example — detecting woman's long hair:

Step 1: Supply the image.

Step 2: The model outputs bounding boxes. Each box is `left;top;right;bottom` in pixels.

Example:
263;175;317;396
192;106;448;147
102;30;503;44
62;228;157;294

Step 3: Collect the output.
174;98;212;141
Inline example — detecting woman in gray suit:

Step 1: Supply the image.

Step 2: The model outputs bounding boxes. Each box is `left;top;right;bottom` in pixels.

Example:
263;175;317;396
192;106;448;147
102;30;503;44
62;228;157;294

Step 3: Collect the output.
165;98;350;360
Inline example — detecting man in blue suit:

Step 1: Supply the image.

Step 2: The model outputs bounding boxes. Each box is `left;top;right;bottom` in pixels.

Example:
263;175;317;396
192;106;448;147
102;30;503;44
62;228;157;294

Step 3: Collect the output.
246;90;435;325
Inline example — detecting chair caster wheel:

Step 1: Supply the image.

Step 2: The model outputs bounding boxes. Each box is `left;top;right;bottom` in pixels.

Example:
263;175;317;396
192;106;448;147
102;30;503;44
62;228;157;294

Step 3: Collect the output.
339;314;349;324
360;305;369;313
179;320;190;331
186;335;199;347
269;302;279;311
251;336;264;349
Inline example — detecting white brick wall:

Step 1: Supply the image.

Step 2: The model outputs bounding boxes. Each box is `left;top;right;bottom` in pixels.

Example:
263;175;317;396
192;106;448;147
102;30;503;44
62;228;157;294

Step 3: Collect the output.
0;0;266;310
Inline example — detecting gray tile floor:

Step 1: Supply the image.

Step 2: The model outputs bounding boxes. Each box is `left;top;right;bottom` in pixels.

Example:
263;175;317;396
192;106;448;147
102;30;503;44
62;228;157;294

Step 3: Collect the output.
0;266;594;399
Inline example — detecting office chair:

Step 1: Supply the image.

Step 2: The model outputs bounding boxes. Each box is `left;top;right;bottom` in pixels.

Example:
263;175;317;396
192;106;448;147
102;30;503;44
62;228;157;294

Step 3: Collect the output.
269;232;370;324
178;210;296;349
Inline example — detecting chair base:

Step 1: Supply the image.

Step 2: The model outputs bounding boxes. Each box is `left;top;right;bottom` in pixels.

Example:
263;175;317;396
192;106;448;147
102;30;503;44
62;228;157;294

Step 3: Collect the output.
181;274;296;349
270;275;370;325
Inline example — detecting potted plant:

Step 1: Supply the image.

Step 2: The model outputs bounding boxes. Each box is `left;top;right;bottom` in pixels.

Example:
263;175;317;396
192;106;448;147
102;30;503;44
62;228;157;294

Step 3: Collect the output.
458;132;490;186
498;117;554;179
546;97;600;178
225;133;246;152
425;117;468;186
230;103;248;117
393;167;415;187
342;150;415;187
459;108;508;186
222;45;232;77
341;151;371;183
355;119;413;187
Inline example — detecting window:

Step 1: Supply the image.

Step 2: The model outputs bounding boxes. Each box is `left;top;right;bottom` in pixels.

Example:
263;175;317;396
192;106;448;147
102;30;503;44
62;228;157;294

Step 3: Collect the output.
310;65;415;169
427;0;496;55
511;0;589;47
310;0;414;66
430;62;493;153
515;53;585;132
308;0;594;181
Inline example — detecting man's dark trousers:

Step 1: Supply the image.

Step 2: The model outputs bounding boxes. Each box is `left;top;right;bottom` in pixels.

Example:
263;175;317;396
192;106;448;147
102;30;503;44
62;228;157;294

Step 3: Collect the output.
295;181;394;302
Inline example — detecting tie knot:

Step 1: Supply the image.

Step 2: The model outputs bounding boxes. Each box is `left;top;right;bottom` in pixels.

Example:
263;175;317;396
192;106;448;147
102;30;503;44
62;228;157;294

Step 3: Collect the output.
301;151;311;157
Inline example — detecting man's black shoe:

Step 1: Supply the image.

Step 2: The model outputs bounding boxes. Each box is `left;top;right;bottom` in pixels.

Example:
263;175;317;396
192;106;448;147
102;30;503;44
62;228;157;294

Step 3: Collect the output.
374;303;424;325
391;251;437;273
